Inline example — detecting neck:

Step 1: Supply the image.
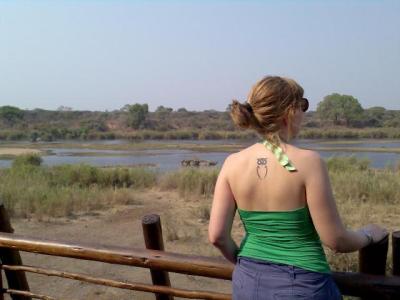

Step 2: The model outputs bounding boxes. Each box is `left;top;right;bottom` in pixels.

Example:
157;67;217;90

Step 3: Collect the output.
278;128;290;143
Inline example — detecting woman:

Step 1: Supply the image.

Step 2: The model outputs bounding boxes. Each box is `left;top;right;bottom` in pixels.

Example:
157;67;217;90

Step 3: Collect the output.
208;76;387;300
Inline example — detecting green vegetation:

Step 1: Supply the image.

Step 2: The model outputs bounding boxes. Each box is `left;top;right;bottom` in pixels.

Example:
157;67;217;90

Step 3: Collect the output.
12;153;43;168
1;95;399;141
327;157;400;205
326;156;371;172
317;93;364;126
124;103;149;129
315;93;400;128
299;127;400;139
1;154;399;222
312;147;400;154
0;154;156;217
0;106;24;126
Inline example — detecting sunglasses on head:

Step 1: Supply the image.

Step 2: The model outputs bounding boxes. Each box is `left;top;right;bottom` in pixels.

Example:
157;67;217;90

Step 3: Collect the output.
299;98;309;112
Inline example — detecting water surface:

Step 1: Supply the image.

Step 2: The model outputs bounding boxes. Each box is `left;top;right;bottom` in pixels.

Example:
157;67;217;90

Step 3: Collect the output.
1;139;399;171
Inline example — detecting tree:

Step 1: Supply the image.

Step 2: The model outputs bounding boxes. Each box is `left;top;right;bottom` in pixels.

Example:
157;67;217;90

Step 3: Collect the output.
155;106;173;114
0;106;24;125
316;93;364;126
383;110;400;127
364;106;386;127
125;103;149;129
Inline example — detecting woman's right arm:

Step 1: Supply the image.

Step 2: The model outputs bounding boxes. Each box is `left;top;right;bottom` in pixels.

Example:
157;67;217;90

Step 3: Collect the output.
303;151;387;253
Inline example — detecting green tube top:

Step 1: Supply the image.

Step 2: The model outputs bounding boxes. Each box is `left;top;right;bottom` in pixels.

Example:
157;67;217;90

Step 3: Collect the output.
237;206;331;274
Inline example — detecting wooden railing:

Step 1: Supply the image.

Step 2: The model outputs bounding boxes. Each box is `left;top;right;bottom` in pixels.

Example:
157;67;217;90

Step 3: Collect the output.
0;204;399;299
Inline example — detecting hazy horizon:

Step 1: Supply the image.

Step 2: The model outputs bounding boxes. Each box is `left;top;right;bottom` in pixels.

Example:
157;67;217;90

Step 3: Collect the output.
1;0;399;112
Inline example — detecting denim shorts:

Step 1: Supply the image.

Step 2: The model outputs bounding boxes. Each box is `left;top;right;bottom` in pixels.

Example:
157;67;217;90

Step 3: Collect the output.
232;257;342;300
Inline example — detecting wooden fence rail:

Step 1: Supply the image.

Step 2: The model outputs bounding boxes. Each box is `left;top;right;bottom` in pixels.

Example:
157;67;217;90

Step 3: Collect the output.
0;210;399;299
0;265;230;300
0;232;232;280
0;232;400;299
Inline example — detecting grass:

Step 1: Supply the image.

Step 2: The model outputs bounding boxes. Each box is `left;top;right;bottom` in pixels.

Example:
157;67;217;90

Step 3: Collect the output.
300;127;400;139
159;167;219;199
0;154;156;217
0;154;220;217
0;129;258;142
315;139;400;145
312;146;400;153
2;154;399;218
1;154;399;279
1;127;400;142
311;156;400;275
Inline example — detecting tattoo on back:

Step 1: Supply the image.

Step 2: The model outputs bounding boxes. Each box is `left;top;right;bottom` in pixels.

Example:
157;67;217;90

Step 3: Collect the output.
256;157;268;179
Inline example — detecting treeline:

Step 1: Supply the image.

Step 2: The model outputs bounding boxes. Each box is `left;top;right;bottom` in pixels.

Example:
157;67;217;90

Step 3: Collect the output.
315;94;400;127
0;93;399;141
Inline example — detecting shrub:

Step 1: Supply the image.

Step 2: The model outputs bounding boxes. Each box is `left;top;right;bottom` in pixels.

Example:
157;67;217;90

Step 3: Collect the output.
12;153;43;168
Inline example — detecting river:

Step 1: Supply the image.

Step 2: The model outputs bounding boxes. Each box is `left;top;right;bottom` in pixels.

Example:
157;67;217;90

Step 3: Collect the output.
1;139;399;171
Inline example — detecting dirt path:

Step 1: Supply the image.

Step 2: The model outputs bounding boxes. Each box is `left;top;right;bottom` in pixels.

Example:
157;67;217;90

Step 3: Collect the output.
6;189;233;300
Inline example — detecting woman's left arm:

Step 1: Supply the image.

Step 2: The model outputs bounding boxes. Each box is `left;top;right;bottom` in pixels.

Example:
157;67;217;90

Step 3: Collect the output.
208;156;239;264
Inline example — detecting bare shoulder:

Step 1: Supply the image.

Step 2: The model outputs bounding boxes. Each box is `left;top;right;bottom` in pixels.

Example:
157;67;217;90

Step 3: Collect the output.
290;147;325;173
221;152;236;166
219;152;238;172
297;148;322;162
220;144;257;171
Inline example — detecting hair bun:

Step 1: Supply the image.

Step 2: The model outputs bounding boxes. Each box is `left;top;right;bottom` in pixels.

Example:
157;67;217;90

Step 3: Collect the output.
244;102;253;113
230;100;255;130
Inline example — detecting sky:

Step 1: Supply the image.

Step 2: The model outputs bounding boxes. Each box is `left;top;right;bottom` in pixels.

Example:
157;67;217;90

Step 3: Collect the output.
0;0;399;112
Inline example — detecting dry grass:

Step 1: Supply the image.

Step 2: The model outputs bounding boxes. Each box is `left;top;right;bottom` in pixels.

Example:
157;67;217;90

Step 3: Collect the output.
159;167;219;199
1;156;398;280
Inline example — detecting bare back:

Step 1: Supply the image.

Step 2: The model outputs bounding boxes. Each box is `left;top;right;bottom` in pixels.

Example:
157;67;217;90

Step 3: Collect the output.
226;142;312;212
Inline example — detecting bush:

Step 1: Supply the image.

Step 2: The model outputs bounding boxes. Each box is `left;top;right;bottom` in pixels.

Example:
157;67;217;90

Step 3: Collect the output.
12;153;43;168
47;165;156;189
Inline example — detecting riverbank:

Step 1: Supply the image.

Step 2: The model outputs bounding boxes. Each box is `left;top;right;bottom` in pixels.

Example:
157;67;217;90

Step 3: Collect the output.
0;147;43;159
1;127;400;142
2;138;400;154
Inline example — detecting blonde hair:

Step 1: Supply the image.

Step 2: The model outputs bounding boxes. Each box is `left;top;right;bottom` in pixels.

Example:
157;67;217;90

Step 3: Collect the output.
230;75;304;143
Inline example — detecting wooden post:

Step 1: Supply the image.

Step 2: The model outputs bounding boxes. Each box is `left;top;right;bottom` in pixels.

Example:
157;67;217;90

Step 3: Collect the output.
0;203;31;300
0;263;4;300
359;233;389;300
142;214;173;300
393;231;400;276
